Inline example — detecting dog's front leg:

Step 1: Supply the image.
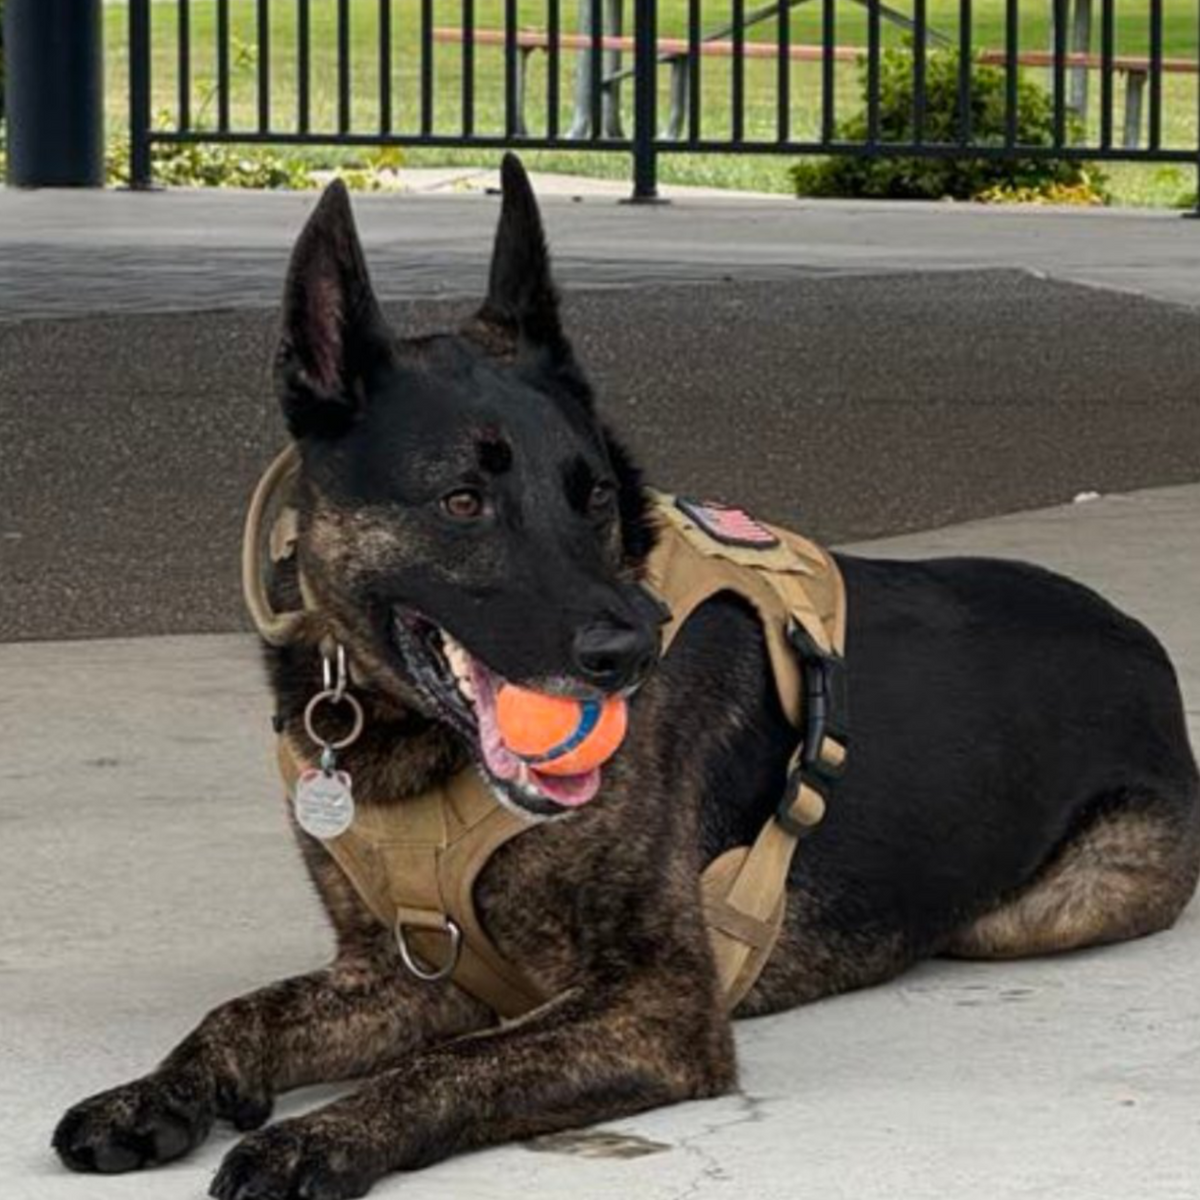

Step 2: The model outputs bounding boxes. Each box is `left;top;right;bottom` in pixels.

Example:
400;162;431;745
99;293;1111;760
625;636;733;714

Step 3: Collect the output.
210;978;736;1200
53;954;489;1175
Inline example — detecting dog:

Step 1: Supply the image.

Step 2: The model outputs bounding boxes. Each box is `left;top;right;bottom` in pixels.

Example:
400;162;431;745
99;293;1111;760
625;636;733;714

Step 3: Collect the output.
54;155;1200;1200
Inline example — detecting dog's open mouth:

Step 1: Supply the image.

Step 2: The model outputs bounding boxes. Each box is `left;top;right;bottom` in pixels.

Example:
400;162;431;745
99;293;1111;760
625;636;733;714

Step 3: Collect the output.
390;607;604;818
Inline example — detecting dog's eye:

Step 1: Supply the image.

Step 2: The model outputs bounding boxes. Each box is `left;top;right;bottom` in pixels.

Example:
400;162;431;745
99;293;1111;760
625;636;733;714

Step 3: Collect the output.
441;489;486;520
589;481;617;514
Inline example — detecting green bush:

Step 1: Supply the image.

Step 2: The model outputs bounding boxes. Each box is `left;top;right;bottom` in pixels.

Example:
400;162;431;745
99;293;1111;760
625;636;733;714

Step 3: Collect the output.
106;135;314;190
792;47;1108;205
105;137;406;191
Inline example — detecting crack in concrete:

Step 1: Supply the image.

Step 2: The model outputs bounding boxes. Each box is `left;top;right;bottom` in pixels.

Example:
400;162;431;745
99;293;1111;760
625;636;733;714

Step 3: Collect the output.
668;1093;771;1200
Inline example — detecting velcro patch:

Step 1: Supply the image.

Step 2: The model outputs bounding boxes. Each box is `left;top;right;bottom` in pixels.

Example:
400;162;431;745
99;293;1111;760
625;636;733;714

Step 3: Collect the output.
675;497;780;549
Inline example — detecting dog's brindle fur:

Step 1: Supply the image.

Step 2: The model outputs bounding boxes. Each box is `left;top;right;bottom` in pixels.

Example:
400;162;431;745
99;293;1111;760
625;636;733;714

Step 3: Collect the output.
54;157;1200;1199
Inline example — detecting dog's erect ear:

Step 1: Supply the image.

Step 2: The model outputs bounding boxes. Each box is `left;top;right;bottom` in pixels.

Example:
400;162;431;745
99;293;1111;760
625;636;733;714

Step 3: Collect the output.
477;154;566;354
276;181;389;439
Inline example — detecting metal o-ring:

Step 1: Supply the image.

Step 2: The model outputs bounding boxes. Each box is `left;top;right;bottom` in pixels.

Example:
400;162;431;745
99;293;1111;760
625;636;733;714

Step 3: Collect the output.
395;917;462;983
303;688;365;752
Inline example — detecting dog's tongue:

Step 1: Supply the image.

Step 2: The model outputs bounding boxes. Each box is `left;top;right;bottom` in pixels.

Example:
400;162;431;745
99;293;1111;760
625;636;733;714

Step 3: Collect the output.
471;662;602;808
521;765;602;807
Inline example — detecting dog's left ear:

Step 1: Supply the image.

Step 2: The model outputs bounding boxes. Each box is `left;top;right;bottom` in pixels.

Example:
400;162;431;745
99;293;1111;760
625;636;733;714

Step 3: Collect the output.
476;154;571;361
275;180;391;439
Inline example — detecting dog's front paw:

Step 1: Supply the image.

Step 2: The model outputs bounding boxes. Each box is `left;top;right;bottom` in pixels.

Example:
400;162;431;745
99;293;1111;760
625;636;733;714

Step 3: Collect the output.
53;1071;215;1173
210;1120;379;1200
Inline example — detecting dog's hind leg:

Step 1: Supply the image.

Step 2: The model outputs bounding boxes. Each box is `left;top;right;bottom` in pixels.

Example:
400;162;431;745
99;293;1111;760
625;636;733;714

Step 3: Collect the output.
52;954;490;1174
945;789;1200;960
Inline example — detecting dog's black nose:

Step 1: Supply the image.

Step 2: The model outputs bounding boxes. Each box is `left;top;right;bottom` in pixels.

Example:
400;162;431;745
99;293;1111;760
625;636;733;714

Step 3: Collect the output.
572;621;658;692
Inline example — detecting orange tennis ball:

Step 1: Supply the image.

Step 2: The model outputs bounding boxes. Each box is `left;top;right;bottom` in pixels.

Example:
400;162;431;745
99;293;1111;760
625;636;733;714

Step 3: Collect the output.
495;685;628;776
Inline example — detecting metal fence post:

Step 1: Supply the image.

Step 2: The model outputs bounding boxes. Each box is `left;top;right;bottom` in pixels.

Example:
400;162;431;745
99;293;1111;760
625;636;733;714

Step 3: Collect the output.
4;0;105;187
1188;0;1200;217
1068;0;1093;125
129;0;154;189
630;0;659;200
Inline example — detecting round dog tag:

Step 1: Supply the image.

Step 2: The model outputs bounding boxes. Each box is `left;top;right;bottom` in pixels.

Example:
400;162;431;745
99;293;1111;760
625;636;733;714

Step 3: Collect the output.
294;768;355;840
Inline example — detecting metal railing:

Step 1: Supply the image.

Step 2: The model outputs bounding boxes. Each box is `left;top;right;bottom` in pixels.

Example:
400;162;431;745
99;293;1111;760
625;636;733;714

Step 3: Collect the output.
127;1;1200;199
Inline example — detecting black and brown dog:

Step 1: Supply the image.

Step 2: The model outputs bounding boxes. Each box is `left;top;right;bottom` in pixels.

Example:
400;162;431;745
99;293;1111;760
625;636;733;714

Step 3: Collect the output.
54;156;1200;1200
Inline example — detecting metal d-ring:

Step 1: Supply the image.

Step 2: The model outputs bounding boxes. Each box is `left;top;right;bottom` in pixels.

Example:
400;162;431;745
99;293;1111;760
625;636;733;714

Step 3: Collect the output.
395;916;462;983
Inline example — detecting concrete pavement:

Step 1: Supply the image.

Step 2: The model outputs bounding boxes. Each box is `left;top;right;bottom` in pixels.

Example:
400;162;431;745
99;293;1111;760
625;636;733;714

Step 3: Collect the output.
3;482;1199;1200
6;185;1200;318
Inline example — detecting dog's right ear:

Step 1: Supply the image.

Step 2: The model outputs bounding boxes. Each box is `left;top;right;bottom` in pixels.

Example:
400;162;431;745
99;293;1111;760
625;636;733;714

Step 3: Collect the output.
275;181;389;439
476;153;568;357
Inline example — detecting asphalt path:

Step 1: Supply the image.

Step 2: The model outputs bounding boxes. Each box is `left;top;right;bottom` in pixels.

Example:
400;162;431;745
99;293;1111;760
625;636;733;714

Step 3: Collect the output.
4;268;1200;640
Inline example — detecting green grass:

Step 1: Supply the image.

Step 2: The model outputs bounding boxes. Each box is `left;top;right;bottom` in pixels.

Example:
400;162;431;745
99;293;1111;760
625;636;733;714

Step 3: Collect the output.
103;2;1200;204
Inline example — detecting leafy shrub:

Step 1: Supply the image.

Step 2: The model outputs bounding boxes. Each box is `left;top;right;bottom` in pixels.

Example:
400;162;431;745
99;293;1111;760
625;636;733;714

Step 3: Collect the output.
105;76;407;193
792;47;1108;205
320;146;407;191
106;134;314;190
105;138;407;191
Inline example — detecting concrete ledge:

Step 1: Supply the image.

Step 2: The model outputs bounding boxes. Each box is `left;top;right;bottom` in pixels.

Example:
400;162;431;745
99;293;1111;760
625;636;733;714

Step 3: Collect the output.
6;188;1200;318
3;483;1198;1200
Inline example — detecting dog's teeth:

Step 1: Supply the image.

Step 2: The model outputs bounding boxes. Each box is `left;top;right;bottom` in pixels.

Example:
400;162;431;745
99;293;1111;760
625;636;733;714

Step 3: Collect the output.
436;629;478;704
440;631;468;670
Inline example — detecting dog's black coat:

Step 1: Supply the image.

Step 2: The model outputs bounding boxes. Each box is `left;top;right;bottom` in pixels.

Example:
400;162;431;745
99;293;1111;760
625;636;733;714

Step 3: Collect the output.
690;557;1197;961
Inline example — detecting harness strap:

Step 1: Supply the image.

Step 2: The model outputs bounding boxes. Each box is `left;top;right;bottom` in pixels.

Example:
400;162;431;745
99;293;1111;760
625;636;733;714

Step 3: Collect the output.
243;445;306;647
277;736;545;1019
664;509;847;1010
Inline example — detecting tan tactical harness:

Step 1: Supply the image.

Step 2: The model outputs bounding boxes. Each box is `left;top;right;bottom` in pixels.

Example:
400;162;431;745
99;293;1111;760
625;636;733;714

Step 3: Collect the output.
245;447;847;1017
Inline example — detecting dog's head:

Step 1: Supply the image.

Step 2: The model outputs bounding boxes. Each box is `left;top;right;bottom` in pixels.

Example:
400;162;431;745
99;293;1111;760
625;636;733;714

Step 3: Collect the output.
277;154;663;818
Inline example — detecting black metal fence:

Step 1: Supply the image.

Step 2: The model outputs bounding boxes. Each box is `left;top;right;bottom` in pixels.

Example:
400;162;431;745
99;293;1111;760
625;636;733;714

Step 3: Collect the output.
127;1;1200;198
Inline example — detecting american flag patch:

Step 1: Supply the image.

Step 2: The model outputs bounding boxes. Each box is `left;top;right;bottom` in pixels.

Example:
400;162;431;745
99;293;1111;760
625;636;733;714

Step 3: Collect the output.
675;497;780;549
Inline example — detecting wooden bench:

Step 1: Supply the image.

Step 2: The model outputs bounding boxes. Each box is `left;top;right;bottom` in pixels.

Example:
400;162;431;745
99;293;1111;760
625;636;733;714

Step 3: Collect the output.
432;28;1196;149
977;50;1198;149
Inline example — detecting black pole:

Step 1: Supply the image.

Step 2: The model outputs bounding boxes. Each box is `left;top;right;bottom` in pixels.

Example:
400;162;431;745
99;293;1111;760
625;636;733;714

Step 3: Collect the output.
1190;0;1200;218
129;0;153;188
4;0;105;187
630;0;659;201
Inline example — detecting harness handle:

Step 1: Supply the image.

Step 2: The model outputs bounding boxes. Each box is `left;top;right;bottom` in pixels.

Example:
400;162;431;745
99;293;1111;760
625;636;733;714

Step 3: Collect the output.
242;445;306;646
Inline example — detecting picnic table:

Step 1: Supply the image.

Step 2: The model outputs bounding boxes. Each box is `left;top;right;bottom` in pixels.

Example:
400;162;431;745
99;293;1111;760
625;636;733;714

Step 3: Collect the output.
556;0;1162;146
433;0;1183;149
562;0;932;139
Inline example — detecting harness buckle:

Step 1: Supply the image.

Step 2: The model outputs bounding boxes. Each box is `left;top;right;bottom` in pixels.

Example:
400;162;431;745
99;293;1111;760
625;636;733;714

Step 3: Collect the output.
778;620;850;837
787;620;849;754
